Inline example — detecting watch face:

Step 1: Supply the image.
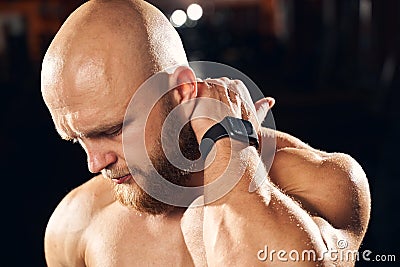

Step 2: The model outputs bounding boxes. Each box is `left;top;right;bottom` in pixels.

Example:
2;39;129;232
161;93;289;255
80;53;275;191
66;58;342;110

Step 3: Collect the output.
222;116;259;148
225;116;252;136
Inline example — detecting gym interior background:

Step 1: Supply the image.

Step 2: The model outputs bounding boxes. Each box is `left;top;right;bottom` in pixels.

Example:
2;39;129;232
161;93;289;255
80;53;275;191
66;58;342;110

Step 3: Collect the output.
1;0;398;266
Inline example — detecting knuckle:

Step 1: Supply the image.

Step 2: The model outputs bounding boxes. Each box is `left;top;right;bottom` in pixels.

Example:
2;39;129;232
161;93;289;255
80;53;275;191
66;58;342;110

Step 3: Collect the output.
232;79;245;89
220;77;230;83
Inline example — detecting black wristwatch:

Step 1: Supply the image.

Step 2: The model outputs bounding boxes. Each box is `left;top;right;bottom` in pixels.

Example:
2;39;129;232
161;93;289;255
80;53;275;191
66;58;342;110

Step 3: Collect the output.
199;116;259;159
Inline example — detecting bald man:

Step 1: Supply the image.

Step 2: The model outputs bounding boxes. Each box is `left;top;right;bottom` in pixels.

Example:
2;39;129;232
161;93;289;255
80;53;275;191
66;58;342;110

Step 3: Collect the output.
42;1;370;266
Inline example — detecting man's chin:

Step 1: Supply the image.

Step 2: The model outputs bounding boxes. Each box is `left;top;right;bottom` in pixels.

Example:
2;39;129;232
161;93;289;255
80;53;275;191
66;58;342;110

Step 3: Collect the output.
113;181;174;215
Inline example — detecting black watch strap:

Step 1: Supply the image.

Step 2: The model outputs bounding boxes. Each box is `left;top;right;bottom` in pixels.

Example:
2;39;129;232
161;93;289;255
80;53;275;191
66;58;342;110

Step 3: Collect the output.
199;116;259;160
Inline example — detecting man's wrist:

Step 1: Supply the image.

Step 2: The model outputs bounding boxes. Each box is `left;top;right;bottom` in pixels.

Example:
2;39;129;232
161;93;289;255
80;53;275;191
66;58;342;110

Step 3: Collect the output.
199;116;259;160
203;138;258;185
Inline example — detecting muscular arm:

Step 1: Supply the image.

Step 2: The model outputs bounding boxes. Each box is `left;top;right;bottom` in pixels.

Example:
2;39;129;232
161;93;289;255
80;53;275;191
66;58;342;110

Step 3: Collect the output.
44;187;87;267
200;130;370;266
44;176;108;267
201;140;327;266
189;80;371;266
266;129;371;237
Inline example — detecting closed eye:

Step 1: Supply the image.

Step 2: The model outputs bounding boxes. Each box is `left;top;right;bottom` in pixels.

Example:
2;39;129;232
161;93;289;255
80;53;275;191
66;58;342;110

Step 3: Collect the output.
60;122;124;142
103;124;123;137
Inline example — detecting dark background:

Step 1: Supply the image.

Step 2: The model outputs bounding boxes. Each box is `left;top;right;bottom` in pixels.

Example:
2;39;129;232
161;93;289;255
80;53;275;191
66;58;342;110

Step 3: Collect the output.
1;0;398;266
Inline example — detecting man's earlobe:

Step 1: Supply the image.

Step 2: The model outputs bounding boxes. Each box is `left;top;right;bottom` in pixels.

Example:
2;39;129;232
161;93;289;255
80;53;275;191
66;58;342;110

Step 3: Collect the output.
171;66;197;104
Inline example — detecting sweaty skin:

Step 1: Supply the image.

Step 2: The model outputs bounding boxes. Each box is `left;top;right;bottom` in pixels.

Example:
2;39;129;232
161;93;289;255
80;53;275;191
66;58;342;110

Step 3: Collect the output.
42;1;371;266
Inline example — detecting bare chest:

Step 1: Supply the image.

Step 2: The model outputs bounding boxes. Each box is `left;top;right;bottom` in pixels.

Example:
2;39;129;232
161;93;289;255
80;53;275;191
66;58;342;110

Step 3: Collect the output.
82;207;204;267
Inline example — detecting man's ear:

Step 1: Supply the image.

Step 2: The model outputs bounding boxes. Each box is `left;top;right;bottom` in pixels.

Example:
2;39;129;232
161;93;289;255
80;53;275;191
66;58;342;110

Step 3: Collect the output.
170;66;197;104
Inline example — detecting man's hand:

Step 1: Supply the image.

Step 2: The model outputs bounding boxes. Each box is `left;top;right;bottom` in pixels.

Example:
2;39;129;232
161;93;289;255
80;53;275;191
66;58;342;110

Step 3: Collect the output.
190;78;260;144
189;78;266;197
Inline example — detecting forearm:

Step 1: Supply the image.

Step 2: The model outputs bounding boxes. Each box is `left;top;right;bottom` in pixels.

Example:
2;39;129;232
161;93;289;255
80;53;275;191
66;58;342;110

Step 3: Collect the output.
202;143;327;266
203;186;328;266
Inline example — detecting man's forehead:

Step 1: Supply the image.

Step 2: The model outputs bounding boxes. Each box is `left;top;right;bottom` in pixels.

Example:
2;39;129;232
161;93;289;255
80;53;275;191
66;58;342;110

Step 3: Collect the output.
73;56;107;92
42;50;149;111
43;51;109;91
41;54;63;86
55;107;125;138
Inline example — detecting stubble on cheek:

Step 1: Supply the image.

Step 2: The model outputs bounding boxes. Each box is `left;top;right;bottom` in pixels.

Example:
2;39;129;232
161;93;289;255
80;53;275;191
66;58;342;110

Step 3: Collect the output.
113;93;200;214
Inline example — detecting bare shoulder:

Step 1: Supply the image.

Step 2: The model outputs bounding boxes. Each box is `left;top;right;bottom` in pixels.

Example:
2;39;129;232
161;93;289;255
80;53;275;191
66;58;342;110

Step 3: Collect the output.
44;175;114;266
269;145;371;245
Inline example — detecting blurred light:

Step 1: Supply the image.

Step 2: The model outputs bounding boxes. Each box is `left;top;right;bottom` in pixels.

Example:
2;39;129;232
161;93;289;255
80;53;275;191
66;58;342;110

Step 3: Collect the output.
359;0;371;24
187;3;203;21
170;9;187;27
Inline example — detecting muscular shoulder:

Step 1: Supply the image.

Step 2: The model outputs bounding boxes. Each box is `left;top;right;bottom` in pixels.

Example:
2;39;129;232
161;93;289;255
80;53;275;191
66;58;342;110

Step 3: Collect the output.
47;175;114;230
269;147;371;238
44;175;114;266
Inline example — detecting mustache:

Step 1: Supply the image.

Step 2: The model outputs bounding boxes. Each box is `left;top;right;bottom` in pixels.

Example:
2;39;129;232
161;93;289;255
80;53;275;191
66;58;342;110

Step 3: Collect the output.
102;167;131;179
101;166;145;179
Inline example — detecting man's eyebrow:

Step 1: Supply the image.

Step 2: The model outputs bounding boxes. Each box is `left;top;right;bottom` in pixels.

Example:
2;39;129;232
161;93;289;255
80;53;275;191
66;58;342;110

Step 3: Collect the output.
83;122;123;138
60;121;124;141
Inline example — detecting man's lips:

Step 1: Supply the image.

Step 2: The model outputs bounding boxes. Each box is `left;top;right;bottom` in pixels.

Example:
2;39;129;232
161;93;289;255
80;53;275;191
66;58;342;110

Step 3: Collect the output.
112;174;132;184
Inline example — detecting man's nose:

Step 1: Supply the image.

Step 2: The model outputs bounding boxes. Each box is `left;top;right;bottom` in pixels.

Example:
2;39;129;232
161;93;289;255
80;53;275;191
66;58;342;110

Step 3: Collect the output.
84;141;118;173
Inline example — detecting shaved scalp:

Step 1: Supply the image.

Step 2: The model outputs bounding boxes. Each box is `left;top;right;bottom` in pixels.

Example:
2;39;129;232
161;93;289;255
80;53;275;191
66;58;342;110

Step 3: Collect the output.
41;0;188;109
40;0;191;214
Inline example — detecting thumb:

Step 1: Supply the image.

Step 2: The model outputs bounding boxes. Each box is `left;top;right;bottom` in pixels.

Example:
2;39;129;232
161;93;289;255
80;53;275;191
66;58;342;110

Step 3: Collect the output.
254;97;275;123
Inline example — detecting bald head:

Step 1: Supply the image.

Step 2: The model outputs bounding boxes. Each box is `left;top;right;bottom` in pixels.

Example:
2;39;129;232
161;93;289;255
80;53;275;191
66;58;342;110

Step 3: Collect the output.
41;0;187;111
40;1;199;214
